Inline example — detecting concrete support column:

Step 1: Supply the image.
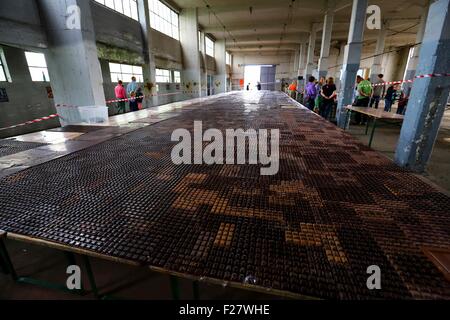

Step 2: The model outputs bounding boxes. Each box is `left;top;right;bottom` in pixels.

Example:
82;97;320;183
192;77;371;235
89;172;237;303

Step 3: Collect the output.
334;42;346;90
403;2;430;95
304;25;317;84
38;0;107;126
214;40;227;94
137;0;157;108
180;8;201;98
199;30;208;97
336;0;368;128
318;0;335;79
369;20;388;83
298;42;308;77
394;0;450;172
293;50;299;78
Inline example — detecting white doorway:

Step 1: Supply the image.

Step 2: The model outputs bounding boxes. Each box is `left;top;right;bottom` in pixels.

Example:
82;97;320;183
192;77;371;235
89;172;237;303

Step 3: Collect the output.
244;65;261;91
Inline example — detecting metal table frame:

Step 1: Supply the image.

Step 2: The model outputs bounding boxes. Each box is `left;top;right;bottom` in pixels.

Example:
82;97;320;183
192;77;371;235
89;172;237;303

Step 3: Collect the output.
0;231;317;300
344;106;404;148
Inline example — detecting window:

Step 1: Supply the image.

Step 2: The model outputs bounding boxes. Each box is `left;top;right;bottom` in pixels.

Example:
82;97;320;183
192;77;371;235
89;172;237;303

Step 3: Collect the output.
226;52;231;65
25;52;50;82
205;37;214;57
95;0;138;21
0;55;7;82
156;68;171;83
198;31;203;52
109;62;143;83
150;0;179;40
173;71;181;83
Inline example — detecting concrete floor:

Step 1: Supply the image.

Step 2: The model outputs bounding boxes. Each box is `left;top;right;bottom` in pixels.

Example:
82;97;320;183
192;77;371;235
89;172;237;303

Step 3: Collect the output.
346;107;450;193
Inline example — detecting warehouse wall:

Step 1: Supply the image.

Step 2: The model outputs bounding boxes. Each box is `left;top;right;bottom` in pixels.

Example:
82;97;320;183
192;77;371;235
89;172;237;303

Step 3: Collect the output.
231;53;292;90
0;45;58;138
0;1;186;137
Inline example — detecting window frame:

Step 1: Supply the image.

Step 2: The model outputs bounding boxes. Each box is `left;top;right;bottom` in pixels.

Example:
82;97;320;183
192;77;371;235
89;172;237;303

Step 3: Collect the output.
25;51;50;82
0;54;7;82
109;62;143;83
155;68;171;83
173;70;181;83
94;0;139;21
205;37;215;57
226;52;231;65
149;0;179;41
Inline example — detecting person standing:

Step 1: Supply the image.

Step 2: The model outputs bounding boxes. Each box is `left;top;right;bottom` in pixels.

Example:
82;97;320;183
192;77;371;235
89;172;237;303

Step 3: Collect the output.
136;86;144;110
127;76;138;96
129;91;139;112
315;76;326;113
384;85;398;112
288;81;297;98
370;74;385;109
354;76;372;124
319;77;337;120
114;80;127;114
396;90;409;115
304;76;317;111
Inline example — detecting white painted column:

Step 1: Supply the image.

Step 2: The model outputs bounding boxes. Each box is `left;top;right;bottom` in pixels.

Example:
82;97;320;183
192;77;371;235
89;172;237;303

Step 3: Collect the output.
137;0;157;107
318;0;335;79
214;40;227;94
38;0;107;126
179;8;201;98
369;20;388;82
336;0;368;128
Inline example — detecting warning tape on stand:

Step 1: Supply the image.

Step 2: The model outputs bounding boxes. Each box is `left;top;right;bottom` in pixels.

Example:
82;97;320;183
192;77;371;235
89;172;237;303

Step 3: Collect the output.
370;73;450;87
0;114;60;132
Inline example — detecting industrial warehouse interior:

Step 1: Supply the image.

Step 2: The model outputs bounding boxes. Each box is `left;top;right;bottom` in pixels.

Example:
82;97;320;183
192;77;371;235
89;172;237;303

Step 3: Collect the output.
0;0;450;309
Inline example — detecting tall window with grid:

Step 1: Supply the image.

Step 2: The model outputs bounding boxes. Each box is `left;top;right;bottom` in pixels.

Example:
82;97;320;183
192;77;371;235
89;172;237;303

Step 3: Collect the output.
94;0;138;21
155;68;171;83
149;0;179;40
109;62;143;83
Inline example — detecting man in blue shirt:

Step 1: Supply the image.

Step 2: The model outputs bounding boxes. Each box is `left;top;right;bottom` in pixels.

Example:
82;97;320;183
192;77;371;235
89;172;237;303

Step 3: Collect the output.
126;76;138;97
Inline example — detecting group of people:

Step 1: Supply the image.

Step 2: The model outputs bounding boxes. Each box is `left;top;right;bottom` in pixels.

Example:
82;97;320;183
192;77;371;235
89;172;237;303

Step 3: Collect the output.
352;74;409;124
303;76;337;120
114;76;144;114
284;73;410;124
246;82;262;91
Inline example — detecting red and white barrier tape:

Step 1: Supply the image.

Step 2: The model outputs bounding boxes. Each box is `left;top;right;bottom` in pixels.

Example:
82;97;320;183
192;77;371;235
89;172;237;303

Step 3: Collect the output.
0;114;60;132
372;73;450;86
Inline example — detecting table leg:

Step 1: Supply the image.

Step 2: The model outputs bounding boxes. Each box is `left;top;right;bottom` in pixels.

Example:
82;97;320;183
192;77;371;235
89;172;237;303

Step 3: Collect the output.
170;275;181;300
82;255;100;299
193;280;200;300
365;118;371;135
369;119;378;148
344;110;351;130
0;238;18;280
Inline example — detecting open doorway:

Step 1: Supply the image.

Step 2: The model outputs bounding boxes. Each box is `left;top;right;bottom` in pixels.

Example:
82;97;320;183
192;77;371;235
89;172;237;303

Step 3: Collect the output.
244;65;276;91
244;65;261;91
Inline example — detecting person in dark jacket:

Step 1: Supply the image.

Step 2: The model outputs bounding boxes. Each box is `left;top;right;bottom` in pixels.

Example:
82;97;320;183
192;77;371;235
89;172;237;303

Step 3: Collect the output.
384;85;398;112
319;77;337;120
136;86;144;110
129;91;139;112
